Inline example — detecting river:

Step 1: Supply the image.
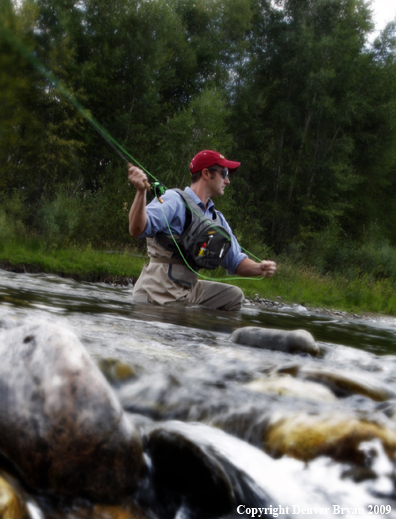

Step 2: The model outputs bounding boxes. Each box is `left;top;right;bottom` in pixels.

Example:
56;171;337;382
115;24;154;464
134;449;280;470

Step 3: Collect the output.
1;268;396;519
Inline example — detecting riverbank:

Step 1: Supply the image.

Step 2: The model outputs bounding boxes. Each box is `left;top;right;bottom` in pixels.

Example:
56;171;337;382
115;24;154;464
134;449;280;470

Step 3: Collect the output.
2;238;396;316
0;241;146;285
0;260;137;286
2;242;396;318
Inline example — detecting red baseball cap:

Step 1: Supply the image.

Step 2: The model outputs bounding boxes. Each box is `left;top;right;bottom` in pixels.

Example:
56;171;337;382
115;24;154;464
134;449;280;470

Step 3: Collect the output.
189;150;241;174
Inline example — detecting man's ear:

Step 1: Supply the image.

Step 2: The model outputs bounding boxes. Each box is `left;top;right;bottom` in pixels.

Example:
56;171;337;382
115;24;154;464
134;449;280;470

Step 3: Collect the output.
201;168;211;180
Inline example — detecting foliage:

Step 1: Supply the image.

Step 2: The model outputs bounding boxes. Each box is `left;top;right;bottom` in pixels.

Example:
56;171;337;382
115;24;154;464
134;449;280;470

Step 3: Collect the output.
155;88;234;187
2;0;396;287
36;189;80;247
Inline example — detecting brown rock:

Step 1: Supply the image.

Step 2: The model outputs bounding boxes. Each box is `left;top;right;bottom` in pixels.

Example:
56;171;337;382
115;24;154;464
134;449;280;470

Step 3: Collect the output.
0;474;27;519
265;412;396;463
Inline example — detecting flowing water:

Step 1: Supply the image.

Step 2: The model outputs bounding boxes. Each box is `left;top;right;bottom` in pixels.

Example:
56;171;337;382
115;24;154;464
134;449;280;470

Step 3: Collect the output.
1;268;396;518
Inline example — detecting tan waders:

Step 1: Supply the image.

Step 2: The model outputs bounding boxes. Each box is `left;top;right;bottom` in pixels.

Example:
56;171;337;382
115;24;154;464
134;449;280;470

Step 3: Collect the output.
132;238;245;311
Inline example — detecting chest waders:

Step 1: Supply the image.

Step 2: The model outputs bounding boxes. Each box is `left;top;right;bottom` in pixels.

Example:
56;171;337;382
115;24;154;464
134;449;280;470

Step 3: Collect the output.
155;189;232;271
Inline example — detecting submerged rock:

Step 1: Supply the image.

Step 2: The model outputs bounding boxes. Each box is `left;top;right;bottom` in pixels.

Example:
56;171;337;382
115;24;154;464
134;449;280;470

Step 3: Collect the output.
298;367;396;401
97;357;136;385
230;326;319;356
245;375;337;402
0;321;144;500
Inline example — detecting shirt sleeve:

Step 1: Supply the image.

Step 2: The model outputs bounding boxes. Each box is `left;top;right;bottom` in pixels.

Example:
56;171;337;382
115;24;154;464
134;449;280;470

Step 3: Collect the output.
217;212;248;275
138;189;186;238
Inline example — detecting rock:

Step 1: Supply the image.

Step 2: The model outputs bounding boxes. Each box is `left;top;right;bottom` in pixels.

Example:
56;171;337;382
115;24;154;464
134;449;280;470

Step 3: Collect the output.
0;321;144;500
0;474;27;519
145;421;270;518
97;358;136;384
245;375;337;402
264;412;396;463
299;368;396;401
230;326;320;356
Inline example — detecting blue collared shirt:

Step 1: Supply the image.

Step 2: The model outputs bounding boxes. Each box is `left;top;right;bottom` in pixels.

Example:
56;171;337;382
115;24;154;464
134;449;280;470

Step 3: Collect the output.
139;186;247;275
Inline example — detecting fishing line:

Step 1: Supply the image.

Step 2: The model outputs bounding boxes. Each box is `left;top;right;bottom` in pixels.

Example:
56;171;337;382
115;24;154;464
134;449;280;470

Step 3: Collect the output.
1;19;265;282
0;20;155;181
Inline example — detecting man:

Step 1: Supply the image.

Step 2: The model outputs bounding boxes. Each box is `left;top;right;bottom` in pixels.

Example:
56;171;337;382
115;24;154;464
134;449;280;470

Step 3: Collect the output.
128;150;276;311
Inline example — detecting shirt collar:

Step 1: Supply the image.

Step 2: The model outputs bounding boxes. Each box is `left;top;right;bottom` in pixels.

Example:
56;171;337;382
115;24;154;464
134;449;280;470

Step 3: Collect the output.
185;186;215;212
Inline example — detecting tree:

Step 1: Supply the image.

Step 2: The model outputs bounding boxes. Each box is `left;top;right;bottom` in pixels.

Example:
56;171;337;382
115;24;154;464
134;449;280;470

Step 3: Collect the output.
344;20;396;244
231;0;375;251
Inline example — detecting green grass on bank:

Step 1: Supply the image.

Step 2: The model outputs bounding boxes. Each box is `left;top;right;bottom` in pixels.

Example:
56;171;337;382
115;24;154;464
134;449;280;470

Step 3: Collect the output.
204;262;396;316
0;237;147;282
2;237;396;316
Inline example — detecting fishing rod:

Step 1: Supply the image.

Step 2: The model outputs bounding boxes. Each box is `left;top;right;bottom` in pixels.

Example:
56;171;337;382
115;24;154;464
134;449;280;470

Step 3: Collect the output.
101;131;166;203
1;20;266;281
0;20;166;198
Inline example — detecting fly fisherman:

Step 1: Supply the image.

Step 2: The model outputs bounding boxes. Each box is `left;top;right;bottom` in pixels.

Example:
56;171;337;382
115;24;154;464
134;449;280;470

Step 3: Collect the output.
128;150;277;311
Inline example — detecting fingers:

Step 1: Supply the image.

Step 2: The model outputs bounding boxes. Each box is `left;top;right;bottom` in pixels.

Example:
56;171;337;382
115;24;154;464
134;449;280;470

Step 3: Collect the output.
260;260;277;278
128;164;149;192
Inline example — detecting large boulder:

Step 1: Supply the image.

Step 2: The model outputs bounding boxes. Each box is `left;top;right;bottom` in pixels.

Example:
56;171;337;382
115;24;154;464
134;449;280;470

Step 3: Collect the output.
230;326;320;356
0;321;144;500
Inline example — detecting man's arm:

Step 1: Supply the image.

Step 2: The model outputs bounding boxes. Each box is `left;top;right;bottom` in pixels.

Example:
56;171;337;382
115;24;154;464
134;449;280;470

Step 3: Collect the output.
235;258;277;278
128;165;149;238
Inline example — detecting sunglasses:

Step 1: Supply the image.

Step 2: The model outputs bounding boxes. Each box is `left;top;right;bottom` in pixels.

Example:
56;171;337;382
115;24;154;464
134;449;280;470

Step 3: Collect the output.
209;167;229;179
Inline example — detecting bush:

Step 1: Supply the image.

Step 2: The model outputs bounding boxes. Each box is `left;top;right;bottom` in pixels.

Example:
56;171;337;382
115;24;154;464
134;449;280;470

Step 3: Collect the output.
336;240;396;280
0;191;28;240
36;190;80;248
72;172;134;248
0;210;13;243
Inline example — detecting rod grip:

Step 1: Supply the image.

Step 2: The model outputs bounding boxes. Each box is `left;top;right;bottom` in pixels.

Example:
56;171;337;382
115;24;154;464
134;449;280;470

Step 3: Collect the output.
128;163;151;192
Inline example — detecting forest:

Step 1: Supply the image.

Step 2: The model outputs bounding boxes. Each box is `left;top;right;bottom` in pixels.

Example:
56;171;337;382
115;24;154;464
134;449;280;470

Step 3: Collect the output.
2;0;396;284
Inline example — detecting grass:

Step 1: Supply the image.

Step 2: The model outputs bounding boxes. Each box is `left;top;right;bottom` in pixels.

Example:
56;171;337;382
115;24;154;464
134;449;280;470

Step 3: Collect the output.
0;237;147;283
203;262;396;316
2;236;396;316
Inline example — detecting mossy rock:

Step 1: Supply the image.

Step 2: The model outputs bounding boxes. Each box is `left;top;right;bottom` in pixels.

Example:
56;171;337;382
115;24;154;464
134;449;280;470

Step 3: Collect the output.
264;412;396;463
97;358;136;384
0;474;27;519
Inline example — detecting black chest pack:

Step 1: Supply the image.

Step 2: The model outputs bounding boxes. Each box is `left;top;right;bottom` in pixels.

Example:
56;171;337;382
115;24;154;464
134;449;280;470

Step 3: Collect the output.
155;189;232;270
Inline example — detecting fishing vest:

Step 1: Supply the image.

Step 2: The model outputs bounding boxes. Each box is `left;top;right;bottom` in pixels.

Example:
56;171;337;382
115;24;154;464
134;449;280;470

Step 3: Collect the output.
155;189;232;270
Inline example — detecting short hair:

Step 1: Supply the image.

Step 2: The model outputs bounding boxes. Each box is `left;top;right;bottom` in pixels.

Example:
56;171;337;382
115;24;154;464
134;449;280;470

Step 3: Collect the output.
191;171;202;183
191;167;218;184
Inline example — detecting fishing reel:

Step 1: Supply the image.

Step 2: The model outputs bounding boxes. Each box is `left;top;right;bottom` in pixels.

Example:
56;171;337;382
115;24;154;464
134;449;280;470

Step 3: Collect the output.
127;162;166;203
144;180;166;203
151;181;166;203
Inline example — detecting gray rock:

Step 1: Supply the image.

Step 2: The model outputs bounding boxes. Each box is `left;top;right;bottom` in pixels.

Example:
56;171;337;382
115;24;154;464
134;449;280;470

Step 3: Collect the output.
230;326;319;356
0;321;144;499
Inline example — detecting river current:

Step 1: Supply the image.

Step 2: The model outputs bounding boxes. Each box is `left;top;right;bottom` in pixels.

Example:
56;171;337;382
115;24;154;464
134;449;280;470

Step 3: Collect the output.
1;268;396;518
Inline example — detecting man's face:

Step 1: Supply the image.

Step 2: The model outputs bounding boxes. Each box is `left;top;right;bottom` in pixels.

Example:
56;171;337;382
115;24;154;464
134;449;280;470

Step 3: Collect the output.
207;166;230;197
